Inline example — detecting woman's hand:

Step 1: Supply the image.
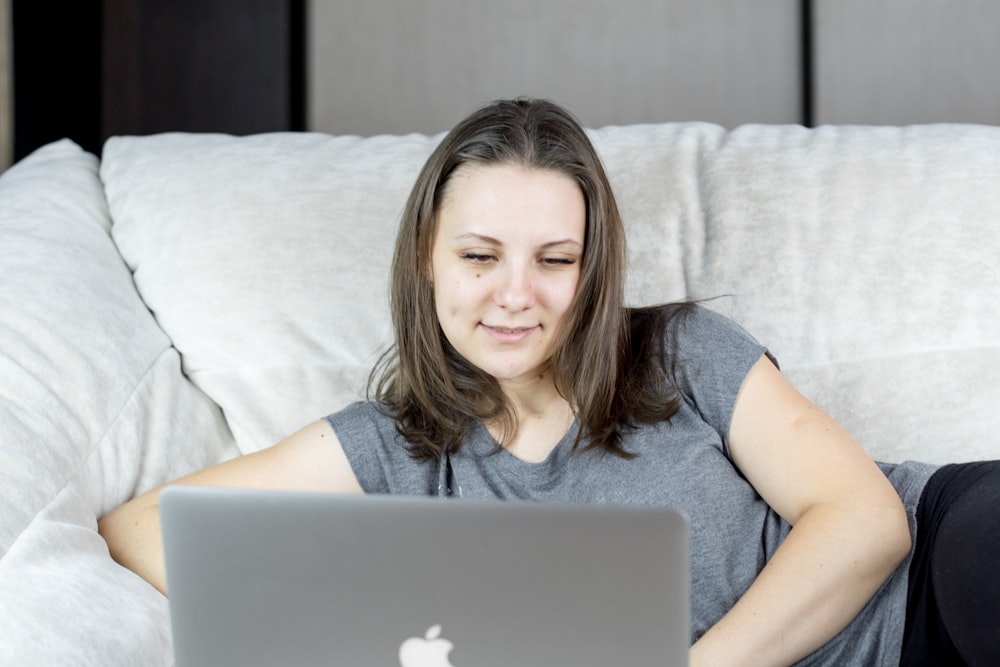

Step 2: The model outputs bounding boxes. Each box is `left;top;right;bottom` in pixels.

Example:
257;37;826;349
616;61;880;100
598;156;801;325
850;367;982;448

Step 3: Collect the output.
97;419;363;595
689;356;911;667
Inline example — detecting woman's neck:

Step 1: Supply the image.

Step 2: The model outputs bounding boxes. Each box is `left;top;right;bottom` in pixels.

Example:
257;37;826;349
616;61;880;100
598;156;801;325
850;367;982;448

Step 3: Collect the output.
488;372;576;463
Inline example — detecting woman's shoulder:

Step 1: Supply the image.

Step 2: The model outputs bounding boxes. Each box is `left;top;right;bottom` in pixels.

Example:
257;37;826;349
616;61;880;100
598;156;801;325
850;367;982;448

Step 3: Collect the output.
629;301;773;387
324;401;432;494
629;302;772;439
630;301;760;354
328;399;392;419
325;400;400;442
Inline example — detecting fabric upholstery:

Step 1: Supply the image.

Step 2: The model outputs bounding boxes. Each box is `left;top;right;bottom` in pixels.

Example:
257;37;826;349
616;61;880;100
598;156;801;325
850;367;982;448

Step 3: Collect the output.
3;120;999;663
0;140;237;663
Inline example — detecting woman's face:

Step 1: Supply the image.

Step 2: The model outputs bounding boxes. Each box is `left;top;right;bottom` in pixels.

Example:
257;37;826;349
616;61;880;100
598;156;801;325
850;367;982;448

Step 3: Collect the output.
430;163;586;391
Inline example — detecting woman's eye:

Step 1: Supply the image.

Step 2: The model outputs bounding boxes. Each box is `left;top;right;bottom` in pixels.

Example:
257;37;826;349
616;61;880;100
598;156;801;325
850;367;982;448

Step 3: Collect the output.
461;252;495;263
541;257;577;267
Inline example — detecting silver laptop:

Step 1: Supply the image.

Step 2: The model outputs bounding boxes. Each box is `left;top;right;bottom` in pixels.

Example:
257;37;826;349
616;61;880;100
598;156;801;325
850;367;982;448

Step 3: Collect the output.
160;486;689;667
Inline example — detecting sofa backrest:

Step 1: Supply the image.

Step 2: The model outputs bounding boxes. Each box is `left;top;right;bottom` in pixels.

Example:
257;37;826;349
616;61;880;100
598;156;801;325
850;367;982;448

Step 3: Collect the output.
100;122;1000;464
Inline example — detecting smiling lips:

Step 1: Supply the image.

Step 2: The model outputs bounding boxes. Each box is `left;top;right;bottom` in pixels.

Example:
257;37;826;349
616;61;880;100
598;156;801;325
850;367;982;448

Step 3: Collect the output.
481;323;539;343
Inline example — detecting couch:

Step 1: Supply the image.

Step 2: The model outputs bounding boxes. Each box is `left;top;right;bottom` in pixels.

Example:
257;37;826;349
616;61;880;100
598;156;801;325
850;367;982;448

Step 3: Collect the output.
1;119;999;664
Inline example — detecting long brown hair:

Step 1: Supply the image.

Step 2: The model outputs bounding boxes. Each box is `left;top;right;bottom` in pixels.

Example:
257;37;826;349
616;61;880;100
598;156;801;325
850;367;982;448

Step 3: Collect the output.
370;98;684;460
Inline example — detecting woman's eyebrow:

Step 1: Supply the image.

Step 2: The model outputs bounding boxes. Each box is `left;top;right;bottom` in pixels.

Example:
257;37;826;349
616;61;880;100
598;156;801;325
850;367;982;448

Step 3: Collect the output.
454;232;502;245
540;239;584;250
454;233;582;250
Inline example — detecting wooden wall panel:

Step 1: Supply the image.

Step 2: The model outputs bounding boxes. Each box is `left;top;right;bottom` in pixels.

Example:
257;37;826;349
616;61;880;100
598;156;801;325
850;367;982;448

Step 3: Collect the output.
101;0;304;138
11;0;101;160
1;0;11;170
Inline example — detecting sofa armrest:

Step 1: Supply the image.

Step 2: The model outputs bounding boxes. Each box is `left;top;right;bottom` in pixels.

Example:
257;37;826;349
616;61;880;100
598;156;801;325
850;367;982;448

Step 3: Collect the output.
0;140;237;664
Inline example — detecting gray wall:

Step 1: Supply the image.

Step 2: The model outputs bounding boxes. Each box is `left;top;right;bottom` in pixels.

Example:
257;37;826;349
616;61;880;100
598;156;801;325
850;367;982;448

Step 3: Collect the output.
307;0;802;135
307;0;1000;136
4;0;1000;171
815;0;1000;125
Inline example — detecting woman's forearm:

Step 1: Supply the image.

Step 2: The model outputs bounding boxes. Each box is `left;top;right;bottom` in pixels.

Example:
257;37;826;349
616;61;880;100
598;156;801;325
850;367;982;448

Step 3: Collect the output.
689;500;910;667
98;419;363;597
98;489;169;595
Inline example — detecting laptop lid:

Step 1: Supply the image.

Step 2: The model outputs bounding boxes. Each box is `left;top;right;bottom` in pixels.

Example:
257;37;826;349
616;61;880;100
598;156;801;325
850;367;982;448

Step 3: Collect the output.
160;486;689;667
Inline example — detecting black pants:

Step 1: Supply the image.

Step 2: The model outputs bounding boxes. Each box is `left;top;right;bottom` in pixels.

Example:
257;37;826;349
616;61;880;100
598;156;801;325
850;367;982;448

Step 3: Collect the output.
899;461;1000;666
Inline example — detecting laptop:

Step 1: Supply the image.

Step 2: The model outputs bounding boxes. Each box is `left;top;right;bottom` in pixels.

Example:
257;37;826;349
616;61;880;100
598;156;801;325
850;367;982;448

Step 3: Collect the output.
160;486;689;667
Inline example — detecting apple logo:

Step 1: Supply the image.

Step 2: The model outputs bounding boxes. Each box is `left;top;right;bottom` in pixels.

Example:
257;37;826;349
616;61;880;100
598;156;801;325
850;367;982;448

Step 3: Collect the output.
398;624;456;667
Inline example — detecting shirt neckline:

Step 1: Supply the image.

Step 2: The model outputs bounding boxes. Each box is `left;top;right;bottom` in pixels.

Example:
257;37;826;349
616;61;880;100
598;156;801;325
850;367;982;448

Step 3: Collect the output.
465;417;581;481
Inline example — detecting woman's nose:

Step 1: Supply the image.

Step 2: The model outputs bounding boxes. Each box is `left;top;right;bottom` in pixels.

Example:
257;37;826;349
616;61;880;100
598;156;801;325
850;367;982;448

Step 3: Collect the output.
494;264;534;311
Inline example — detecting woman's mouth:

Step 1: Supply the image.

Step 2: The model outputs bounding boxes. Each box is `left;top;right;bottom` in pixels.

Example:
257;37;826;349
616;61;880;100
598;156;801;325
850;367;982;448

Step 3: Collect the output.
481;323;539;342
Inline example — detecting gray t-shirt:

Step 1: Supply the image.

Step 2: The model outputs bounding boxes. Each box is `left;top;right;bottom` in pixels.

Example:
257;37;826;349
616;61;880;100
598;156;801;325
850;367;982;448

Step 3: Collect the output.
326;306;936;666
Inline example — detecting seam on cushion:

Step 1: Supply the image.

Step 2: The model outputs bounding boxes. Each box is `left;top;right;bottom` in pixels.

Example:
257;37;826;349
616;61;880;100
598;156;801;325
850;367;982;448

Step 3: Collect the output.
87;345;180;460
210;411;264;454
0;487;78;562
687;126;726;300
3;345;181;551
180;372;265;454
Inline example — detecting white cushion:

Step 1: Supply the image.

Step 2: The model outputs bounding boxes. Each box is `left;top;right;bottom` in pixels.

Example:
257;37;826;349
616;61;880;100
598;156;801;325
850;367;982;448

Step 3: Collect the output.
601;122;1000;463
102;132;442;453
0;486;171;665
100;124;1000;469
686;124;1000;463
0;139;238;664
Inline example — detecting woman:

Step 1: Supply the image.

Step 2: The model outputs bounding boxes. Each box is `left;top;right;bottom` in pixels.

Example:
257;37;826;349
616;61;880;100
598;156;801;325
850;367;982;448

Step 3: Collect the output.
100;98;998;666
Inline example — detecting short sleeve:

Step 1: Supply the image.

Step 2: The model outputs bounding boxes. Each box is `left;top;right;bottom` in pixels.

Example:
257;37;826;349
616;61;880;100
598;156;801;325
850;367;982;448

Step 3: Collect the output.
325;401;439;495
666;306;773;453
325;402;394;494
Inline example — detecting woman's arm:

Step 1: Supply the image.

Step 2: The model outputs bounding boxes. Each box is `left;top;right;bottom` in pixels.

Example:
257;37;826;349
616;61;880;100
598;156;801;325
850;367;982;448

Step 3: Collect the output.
689;356;911;667
97;419;363;596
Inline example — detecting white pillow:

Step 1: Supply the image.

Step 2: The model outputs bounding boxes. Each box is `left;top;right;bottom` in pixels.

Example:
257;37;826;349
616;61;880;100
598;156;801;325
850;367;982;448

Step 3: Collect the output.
686;124;1000;463
0;487;172;664
102;132;441;453
0;139;237;664
100;126;720;454
100;123;1000;467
